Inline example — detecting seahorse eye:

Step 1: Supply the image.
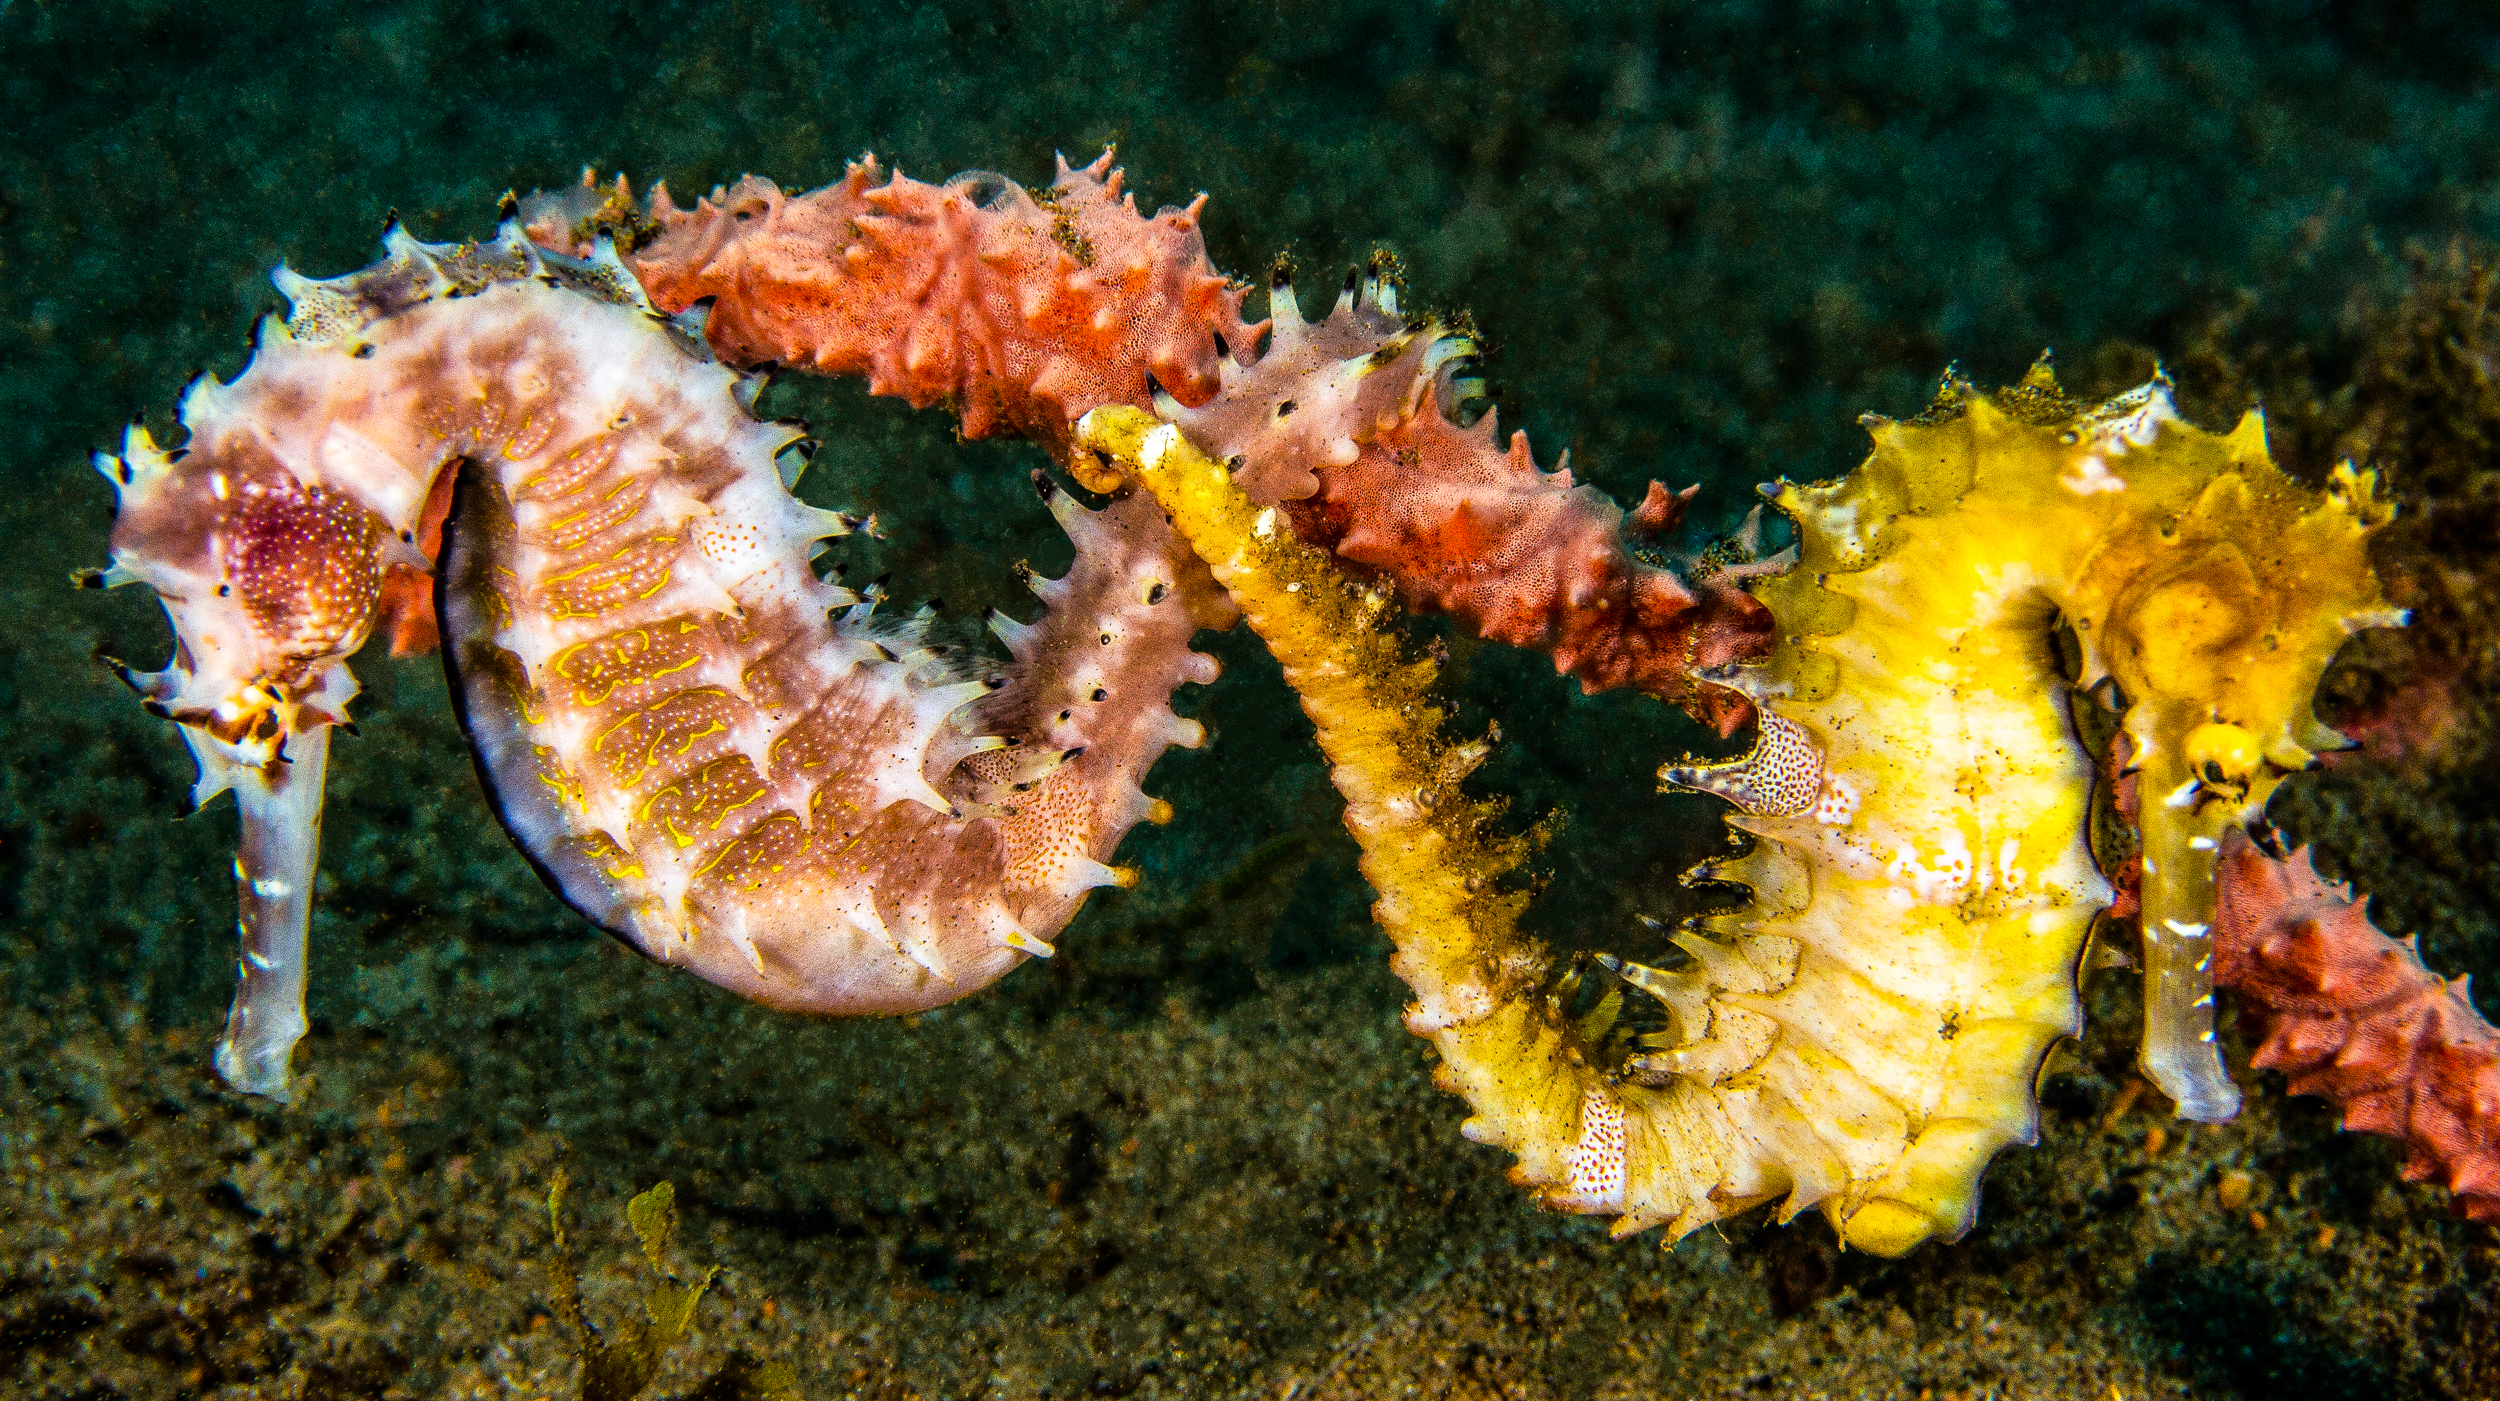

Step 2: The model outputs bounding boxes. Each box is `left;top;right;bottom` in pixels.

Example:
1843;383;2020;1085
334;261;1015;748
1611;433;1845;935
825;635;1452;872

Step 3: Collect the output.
2184;721;2262;785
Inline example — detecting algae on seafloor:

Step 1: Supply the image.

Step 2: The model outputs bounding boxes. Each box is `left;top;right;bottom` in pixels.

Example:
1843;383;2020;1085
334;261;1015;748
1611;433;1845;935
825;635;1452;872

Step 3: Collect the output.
543;1171;801;1401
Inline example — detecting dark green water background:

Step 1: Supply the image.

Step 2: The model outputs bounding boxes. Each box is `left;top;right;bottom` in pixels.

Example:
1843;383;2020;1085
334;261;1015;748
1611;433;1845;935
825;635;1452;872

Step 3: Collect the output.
3;4;2496;1398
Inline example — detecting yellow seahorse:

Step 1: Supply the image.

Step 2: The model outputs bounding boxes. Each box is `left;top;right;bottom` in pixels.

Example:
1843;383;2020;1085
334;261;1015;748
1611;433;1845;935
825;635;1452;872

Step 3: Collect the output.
1685;362;2395;1130
1082;354;2392;1256
1654;362;2387;1250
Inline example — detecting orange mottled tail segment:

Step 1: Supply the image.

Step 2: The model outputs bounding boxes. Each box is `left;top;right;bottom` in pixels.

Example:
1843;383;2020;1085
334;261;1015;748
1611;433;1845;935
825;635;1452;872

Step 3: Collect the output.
1160;264;1774;732
549;153;1770;731
609;150;1261;459
2212;830;2500;1221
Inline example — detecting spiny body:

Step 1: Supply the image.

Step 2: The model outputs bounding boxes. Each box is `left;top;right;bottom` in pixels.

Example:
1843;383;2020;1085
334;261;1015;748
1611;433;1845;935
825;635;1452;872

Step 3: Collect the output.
598;154;1770;734
2212;829;2500;1222
1644;366;2391;1249
1092;367;2394;1260
441;401;1225;1011
92;218;1228;1092
1156;260;1775;732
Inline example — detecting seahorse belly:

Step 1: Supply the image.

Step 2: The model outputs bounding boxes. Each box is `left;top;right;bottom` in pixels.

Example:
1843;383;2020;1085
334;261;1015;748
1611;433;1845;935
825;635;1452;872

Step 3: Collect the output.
1656;481;2105;1253
440;431;1226;1013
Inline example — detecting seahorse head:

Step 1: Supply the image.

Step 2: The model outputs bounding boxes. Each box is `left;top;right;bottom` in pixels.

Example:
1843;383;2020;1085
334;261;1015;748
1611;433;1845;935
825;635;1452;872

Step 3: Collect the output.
90;413;389;768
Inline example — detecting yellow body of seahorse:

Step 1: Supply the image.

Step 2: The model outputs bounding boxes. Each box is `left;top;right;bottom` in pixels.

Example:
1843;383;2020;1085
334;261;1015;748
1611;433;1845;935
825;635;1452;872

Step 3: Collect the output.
1082;356;2392;1256
1642;366;2388;1250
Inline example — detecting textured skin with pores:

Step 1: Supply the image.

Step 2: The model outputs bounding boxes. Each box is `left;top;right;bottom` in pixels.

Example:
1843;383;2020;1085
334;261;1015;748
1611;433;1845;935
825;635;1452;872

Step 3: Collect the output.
1083;401;2080;1257
619;152;1259;458
399;239;1228;1012
596;154;1772;733
1632;370;2385;1251
1646;389;2114;1254
444;439;1229;1012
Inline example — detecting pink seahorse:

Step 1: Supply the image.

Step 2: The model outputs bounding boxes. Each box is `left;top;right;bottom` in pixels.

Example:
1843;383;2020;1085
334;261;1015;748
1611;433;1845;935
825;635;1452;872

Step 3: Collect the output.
91;217;1230;1097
